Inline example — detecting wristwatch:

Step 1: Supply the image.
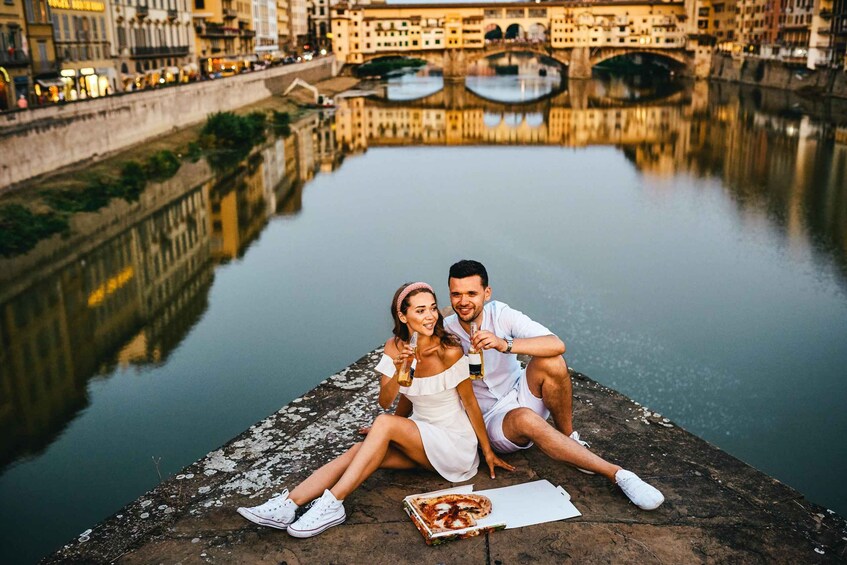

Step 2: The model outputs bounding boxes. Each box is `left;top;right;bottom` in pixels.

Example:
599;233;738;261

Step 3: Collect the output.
504;338;513;354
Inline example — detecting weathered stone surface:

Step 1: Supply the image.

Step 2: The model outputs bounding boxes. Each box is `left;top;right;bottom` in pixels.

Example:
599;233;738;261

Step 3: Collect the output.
45;350;847;564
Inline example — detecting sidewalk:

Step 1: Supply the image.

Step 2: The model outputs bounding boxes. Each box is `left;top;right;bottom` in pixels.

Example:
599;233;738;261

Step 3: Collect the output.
46;349;847;563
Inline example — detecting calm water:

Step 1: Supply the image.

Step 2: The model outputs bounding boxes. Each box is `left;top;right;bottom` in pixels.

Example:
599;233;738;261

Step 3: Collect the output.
2;66;847;562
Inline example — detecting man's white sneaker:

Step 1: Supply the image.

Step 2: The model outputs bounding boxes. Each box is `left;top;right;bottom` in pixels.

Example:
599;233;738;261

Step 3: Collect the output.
569;431;596;475
237;489;298;529
286;489;346;538
615;470;665;510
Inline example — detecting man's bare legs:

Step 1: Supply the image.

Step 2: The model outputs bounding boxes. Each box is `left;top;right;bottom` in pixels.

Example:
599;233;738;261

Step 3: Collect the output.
525;355;574;436
501;407;620;481
500;407;664;510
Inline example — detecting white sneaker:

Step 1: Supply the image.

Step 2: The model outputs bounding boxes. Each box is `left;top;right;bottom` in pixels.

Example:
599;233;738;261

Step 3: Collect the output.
237;489;298;529
569;431;596;475
286;489;346;538
615;470;665;510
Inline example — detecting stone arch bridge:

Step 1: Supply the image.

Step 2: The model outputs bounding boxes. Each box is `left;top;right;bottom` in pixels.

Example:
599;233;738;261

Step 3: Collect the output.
362;44;691;80
332;1;700;79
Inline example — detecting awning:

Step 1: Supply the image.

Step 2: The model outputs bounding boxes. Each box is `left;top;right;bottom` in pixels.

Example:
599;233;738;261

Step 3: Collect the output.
182;63;199;73
36;77;65;88
164;66;180;75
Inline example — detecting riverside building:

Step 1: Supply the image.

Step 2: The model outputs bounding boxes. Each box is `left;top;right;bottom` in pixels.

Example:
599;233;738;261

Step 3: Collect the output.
276;0;289;53
288;0;306;50
24;0;61;104
252;0;277;62
48;0;117;100
306;0;329;52
0;0;29;109
192;0;256;76
110;0;196;91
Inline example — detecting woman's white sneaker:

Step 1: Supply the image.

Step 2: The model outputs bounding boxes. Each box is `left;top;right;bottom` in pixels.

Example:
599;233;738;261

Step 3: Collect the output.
286;489;346;538
615;470;664;510
237;489;298;529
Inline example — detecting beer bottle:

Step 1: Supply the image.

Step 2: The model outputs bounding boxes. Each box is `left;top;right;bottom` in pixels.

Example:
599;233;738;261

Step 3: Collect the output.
468;322;484;379
397;331;418;386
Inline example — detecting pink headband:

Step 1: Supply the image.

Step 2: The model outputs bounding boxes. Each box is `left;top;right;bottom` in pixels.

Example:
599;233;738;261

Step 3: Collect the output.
396;282;435;313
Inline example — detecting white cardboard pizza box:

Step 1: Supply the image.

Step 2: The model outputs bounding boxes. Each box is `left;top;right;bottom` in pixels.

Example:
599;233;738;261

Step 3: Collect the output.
403;479;581;543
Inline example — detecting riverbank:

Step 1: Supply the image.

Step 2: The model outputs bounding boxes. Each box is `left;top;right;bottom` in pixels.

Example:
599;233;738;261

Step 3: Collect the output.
711;53;847;101
45;349;847;563
0;58;339;191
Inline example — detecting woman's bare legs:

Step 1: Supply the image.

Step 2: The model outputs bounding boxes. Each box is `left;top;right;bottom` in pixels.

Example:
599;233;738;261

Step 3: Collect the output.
288;414;431;505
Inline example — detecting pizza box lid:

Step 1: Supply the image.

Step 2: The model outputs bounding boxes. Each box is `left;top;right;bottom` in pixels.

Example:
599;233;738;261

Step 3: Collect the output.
403;479;581;544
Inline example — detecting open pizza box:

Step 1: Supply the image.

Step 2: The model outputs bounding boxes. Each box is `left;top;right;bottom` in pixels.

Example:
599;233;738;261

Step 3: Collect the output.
402;479;581;545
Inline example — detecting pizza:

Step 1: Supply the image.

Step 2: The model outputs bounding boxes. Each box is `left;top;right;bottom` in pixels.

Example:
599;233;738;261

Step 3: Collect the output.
408;493;493;534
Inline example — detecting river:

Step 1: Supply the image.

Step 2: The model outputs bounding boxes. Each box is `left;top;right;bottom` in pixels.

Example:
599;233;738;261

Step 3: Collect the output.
1;61;846;563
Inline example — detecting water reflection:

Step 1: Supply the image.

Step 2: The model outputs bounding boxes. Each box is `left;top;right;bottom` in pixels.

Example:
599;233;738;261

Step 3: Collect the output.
466;53;564;103
0;114;343;473
1;77;846;561
4;81;845;475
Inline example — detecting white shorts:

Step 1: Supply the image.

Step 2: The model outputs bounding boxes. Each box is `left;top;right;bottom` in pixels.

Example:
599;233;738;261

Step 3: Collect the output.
482;370;551;454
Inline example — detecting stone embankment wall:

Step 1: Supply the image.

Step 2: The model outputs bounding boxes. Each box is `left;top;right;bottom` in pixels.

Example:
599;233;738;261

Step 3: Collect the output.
711;53;847;99
0;58;337;191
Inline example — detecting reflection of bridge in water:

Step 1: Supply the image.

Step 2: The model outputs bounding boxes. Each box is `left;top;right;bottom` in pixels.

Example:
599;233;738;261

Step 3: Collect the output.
338;80;689;149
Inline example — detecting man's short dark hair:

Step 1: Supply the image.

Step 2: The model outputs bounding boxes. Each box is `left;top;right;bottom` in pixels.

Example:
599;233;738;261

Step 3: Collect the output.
449;260;489;287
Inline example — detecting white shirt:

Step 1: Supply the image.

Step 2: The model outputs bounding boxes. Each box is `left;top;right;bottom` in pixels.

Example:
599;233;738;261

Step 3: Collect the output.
443;300;552;415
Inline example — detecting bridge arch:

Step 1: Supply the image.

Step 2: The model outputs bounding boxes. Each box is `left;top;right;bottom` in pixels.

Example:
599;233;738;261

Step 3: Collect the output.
504;24;525;40
484;24;503;40
590;48;689;69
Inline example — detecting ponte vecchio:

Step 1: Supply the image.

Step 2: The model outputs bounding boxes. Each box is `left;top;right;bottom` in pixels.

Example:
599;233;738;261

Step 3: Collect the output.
331;1;710;79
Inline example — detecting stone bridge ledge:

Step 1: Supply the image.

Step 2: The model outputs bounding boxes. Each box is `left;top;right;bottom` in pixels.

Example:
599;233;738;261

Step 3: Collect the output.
45;348;847;563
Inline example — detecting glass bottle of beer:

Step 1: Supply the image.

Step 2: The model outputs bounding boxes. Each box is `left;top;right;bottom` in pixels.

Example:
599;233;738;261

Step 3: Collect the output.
468;322;484;379
397;331;418;386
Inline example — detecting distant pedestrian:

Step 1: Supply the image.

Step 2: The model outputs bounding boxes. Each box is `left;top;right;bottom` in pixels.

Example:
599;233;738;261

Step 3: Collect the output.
16;95;27;110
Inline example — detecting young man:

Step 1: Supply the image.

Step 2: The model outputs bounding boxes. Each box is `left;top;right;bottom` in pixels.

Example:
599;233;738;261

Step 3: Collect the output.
443;260;664;510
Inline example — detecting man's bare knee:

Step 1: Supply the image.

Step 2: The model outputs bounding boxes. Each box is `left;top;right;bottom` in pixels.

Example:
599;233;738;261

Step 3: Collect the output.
528;355;568;377
503;407;548;443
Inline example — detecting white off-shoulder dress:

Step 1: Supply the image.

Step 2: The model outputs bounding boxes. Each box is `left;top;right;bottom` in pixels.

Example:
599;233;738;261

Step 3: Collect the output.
375;355;480;482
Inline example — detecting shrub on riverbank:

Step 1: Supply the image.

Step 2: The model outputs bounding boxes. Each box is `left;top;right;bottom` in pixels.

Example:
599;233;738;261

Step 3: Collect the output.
201;111;268;149
145;150;181;181
356;57;426;78
200;111;270;173
0;204;69;257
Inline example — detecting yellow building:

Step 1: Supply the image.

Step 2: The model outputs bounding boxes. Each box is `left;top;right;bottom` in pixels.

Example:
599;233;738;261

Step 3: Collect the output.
0;0;29;109
193;0;256;76
23;0;61;105
276;0;290;52
48;0;116;100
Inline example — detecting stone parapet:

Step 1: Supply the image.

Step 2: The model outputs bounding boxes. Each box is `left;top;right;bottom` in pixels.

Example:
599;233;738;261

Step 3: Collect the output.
0;58;337;191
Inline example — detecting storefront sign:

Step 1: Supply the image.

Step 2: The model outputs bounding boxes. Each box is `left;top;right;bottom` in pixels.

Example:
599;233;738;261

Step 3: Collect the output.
47;0;106;12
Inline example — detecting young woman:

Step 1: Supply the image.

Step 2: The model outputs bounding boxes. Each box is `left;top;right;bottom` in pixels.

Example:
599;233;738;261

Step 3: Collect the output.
237;282;513;538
